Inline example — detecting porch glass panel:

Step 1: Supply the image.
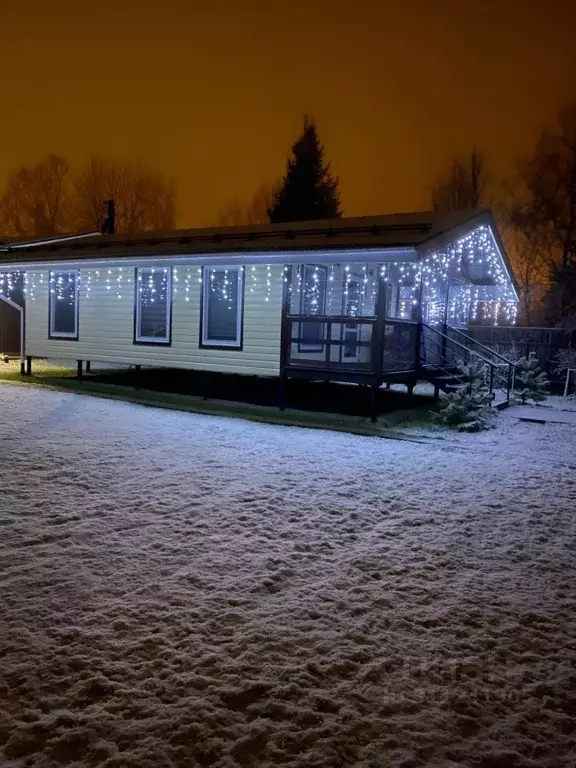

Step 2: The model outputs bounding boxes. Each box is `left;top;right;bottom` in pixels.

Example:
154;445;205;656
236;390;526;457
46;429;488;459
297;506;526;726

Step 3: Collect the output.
288;317;375;371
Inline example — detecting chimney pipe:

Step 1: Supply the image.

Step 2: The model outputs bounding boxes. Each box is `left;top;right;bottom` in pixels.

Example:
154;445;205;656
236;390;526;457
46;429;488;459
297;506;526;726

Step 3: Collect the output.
101;200;116;234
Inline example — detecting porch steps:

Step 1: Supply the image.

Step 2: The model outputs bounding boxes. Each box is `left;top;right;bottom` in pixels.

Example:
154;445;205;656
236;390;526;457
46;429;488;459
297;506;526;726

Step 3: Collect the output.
421;367;510;408
421;367;464;393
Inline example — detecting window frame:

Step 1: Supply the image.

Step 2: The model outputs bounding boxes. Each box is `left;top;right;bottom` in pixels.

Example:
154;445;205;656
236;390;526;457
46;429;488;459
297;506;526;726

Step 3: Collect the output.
199;265;244;350
48;269;79;340
297;264;327;353
340;275;362;362
134;266;173;346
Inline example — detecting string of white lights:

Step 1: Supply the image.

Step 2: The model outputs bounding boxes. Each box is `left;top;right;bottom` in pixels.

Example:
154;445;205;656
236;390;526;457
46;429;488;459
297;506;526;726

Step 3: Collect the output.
0;227;518;324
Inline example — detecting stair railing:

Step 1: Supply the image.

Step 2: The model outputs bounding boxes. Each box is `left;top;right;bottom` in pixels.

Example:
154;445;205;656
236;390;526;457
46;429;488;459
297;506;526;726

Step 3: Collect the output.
421;324;514;400
446;325;518;398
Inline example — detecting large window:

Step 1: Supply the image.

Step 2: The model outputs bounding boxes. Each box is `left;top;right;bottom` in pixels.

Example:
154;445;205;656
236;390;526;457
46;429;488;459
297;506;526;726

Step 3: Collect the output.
201;266;244;348
299;264;327;352
49;270;79;339
135;267;172;344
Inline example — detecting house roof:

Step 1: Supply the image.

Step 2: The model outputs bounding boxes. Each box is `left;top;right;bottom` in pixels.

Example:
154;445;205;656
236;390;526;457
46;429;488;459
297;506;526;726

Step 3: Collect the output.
0;209;491;266
0;231;99;252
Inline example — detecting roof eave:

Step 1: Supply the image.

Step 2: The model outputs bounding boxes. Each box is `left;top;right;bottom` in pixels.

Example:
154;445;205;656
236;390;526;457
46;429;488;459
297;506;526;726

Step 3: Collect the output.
0;246;418;272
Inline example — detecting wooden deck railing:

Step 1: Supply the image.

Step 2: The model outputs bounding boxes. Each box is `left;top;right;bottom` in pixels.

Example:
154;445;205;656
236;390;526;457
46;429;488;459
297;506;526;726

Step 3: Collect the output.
281;314;420;379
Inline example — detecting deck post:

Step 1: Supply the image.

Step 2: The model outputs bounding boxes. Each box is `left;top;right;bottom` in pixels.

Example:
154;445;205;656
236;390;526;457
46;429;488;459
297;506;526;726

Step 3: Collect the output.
325;321;332;368
370;383;378;423
414;323;421;375
373;271;388;377
202;371;210;400
25;356;32;376
278;373;287;411
85;360;91;374
77;360;83;379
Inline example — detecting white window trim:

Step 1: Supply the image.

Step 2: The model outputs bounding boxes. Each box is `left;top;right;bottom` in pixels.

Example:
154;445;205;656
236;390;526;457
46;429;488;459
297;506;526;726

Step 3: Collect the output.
135;267;172;344
49;269;79;339
201;265;244;348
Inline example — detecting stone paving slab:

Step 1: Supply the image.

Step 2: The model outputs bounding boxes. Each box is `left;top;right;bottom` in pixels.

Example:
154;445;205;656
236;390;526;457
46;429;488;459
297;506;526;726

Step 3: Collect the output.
502;405;576;425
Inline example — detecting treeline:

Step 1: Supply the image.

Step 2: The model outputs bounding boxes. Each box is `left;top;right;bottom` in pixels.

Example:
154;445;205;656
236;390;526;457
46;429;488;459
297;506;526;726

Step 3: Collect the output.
0;154;176;237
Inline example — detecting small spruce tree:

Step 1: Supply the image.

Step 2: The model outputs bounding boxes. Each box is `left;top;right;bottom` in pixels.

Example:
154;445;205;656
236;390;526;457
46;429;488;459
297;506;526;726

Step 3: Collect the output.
435;362;494;432
268;116;341;223
513;353;549;404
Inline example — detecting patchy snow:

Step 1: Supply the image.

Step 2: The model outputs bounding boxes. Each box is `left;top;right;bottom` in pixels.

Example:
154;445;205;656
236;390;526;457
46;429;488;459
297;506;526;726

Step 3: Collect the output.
1;383;576;768
543;395;576;412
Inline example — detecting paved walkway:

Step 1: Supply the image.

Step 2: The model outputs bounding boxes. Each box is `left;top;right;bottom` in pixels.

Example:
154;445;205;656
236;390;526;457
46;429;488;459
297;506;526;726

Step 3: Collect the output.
503;404;576;424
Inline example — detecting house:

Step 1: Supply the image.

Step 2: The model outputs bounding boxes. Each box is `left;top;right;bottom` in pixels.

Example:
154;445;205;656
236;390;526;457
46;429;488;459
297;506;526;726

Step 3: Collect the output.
0;233;98;368
0;209;519;416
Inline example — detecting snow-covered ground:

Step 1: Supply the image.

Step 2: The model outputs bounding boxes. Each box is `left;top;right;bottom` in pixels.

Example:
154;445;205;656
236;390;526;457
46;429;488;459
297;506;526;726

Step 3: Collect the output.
1;384;575;768
542;395;576;412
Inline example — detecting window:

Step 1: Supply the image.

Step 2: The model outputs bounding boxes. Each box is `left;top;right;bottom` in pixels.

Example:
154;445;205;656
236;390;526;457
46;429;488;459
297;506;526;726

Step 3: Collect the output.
135;267;172;344
298;264;327;352
49;270;79;339
201;266;243;348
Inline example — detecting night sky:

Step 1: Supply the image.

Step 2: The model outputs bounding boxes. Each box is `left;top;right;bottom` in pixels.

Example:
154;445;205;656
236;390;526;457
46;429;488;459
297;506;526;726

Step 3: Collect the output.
3;0;575;227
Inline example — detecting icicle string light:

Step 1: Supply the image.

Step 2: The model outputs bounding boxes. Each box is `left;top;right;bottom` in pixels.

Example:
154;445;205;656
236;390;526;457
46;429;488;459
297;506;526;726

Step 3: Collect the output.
49;270;77;305
0;226;517;325
138;267;169;306
0;271;24;302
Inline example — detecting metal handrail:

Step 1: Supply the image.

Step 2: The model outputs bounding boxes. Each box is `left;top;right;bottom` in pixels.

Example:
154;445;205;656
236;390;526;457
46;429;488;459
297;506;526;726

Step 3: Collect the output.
421;323;513;399
446;325;518;366
422;324;483;358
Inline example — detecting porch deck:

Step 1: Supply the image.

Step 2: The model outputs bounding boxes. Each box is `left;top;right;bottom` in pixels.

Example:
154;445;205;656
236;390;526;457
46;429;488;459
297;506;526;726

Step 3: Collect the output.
281;315;516;417
281;315;420;385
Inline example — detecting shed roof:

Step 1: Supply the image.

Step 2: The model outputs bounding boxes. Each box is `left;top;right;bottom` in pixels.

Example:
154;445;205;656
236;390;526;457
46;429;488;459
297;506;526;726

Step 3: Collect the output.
0;209;490;266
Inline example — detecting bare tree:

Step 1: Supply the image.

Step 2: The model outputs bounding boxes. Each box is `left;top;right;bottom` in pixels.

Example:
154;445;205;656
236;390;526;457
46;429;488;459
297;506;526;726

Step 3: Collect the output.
491;185;549;325
0;153;177;237
0;154;72;237
431;149;485;212
503;228;548;325
511;103;576;324
518;103;576;271
215;183;276;227
72;154;176;233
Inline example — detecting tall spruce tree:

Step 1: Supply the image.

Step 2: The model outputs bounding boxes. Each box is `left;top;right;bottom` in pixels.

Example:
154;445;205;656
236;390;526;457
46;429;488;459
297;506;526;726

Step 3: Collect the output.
268;117;342;223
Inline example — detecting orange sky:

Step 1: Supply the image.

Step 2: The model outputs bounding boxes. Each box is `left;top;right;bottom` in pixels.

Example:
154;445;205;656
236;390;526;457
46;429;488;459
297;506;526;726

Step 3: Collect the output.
2;0;576;228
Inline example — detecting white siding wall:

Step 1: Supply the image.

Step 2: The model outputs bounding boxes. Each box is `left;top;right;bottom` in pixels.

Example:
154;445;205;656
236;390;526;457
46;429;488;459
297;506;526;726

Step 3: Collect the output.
25;264;283;376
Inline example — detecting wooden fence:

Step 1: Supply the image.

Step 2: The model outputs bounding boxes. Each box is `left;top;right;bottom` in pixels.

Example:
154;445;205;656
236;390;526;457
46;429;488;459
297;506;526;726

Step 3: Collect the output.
466;326;576;383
